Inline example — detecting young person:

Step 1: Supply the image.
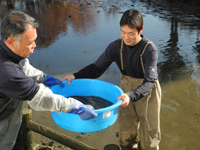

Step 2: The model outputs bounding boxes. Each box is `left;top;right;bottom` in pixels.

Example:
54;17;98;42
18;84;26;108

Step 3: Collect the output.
63;9;161;150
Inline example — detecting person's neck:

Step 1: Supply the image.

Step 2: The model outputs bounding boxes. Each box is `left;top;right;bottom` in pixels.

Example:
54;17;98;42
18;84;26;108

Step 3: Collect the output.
137;36;142;43
132;36;142;46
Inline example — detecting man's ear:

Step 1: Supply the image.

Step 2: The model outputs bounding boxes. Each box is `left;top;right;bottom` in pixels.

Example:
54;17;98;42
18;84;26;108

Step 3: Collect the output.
5;37;17;49
139;26;144;34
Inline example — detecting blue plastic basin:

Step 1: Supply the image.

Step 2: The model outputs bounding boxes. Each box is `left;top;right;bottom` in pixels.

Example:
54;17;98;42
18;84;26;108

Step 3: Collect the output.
50;79;123;133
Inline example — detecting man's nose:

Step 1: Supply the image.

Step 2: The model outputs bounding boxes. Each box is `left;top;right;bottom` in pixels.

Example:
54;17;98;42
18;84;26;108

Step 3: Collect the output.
33;41;36;48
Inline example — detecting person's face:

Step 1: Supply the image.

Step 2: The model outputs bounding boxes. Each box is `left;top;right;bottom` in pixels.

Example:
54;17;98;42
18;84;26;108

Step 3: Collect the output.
13;27;37;58
120;25;143;46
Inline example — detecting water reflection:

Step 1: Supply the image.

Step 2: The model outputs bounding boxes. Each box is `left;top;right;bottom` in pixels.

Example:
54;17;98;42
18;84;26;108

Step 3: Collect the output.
0;0;200;149
194;39;200;62
158;17;192;83
140;0;200;83
0;0;99;48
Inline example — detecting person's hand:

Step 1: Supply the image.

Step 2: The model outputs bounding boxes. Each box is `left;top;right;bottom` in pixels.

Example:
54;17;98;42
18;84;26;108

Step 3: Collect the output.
62;74;75;84
69;99;98;120
43;74;64;87
117;93;130;107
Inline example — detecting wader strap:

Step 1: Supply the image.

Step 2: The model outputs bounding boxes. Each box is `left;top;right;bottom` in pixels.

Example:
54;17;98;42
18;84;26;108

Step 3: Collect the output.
140;42;152;74
120;39;124;70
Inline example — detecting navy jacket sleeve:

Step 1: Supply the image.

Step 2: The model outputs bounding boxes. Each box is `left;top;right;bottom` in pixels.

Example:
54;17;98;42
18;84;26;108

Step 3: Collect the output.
0;61;39;100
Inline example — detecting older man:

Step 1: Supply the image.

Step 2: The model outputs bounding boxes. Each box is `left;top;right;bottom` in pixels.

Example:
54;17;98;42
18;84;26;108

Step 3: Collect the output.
0;10;97;150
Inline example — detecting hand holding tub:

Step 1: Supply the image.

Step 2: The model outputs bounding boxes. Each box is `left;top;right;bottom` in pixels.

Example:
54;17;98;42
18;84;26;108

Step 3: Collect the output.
117;93;130;107
69;98;98;120
62;74;75;84
43;74;65;87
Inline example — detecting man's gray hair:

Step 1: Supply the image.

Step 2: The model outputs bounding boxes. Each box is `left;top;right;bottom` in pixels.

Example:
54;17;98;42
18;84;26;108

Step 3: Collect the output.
0;10;39;42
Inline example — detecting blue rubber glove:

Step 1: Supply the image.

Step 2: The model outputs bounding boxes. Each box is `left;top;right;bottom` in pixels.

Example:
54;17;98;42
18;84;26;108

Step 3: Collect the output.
43;74;64;87
69;99;98;120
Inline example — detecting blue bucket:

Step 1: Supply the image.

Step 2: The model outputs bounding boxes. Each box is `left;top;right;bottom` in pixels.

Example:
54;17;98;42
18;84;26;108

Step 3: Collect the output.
50;79;123;133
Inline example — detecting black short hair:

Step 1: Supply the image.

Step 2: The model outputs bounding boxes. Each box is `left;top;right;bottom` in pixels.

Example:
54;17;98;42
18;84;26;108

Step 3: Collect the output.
0;10;39;41
120;9;143;33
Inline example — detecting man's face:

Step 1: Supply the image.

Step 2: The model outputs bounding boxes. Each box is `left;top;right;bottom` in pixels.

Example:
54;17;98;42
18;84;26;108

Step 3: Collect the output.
13;27;37;58
120;25;143;46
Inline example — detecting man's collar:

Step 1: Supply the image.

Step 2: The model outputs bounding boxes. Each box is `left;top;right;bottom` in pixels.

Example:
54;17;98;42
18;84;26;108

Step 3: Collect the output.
0;40;24;63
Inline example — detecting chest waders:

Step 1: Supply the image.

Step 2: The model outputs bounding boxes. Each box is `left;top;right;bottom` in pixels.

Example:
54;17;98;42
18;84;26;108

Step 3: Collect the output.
118;40;161;150
0;98;23;150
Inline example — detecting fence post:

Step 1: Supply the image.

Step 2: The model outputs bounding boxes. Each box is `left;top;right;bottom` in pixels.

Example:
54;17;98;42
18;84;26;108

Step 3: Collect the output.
22;108;33;150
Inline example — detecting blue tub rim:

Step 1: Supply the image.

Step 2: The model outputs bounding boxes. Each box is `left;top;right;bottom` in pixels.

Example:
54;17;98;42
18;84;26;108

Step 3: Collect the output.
53;79;123;113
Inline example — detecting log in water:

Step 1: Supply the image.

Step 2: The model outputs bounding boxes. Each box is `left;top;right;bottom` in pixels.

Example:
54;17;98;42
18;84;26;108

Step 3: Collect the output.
70;96;114;109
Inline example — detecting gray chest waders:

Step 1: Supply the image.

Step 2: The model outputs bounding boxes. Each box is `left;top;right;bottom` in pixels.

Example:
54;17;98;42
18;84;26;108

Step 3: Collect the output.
118;40;161;150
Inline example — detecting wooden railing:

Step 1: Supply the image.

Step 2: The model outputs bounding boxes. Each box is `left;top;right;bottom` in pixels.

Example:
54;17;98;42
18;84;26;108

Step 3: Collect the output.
22;108;97;150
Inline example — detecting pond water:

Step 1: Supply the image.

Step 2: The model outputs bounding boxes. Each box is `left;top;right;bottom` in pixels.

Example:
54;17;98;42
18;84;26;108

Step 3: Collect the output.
0;0;200;149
